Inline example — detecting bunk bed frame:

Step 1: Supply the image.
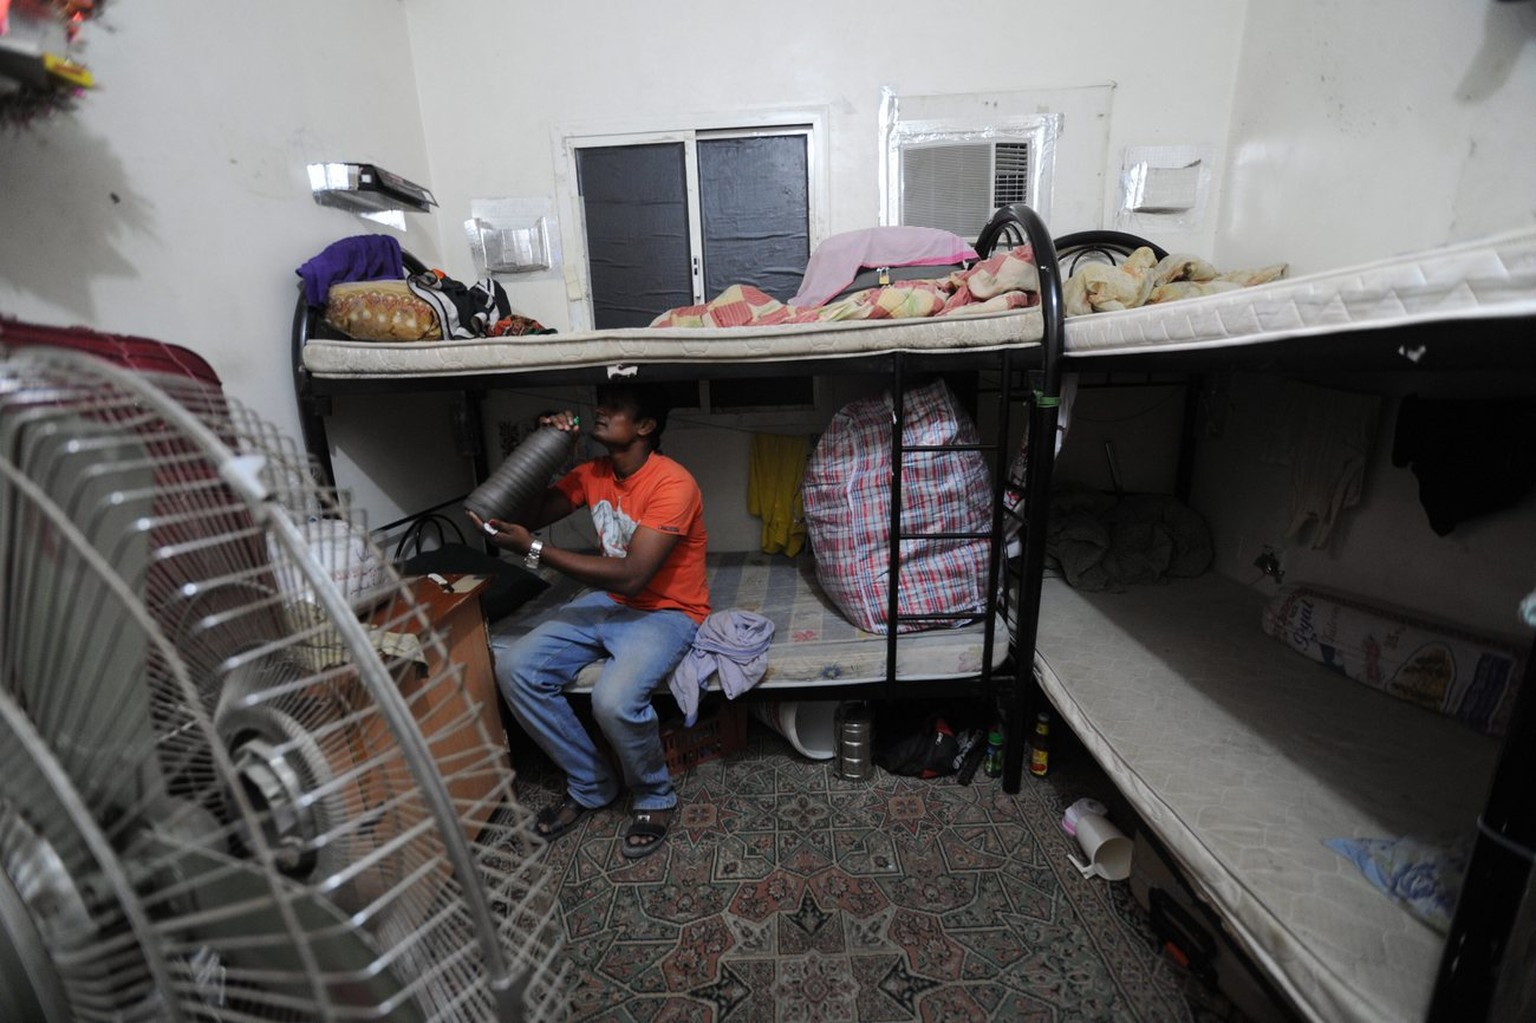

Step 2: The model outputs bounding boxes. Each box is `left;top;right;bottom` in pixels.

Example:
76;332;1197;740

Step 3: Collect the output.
1032;229;1536;1023
294;205;1066;797
292;206;1536;1023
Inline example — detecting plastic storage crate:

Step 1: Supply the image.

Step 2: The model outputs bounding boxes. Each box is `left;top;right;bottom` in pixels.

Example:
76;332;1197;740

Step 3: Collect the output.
660;698;749;775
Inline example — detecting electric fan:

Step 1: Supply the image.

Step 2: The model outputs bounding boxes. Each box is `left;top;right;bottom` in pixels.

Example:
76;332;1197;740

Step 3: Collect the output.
0;348;568;1021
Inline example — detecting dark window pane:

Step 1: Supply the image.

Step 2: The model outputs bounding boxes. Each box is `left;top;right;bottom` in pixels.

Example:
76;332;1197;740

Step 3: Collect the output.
698;136;809;302
577;143;694;328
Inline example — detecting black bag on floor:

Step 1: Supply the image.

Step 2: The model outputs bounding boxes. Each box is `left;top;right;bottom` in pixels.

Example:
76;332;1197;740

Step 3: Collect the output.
393;513;547;623
875;713;961;778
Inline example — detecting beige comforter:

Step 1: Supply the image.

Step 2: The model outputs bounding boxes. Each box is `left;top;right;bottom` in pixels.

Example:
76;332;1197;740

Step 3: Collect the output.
1064;247;1287;317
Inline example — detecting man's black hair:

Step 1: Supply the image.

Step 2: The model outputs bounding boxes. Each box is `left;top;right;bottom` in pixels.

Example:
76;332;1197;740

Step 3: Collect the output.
595;382;672;450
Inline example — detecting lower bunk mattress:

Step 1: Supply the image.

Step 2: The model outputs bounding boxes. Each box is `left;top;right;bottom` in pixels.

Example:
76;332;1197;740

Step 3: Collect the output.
489;550;1009;693
1032;573;1502;1023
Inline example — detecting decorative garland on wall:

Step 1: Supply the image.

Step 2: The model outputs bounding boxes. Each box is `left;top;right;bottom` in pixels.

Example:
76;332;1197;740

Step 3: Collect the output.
0;0;105;128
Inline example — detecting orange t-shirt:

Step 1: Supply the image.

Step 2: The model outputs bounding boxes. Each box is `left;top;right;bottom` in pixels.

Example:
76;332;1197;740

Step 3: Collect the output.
554;453;710;623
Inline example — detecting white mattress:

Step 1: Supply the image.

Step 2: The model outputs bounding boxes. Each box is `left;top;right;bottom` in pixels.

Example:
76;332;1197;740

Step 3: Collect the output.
302;228;1536;380
1033;573;1501;1023
490;550;1008;692
302;305;1043;379
1064;226;1536;356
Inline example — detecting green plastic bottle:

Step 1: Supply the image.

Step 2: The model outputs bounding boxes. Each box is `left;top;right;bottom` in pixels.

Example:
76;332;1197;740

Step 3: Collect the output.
983;730;1005;778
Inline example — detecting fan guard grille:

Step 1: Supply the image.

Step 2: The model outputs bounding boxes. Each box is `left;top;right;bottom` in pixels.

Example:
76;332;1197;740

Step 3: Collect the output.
0;350;567;1021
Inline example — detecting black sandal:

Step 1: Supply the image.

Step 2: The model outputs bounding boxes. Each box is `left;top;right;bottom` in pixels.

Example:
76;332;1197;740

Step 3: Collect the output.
620;808;672;860
533;795;611;841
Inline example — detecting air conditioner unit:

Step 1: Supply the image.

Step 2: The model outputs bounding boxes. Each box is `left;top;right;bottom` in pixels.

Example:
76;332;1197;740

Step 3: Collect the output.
899;140;1033;241
881;105;1060;242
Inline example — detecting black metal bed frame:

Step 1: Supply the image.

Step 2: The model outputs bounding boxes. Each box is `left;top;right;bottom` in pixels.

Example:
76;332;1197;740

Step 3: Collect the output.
291;206;1532;1020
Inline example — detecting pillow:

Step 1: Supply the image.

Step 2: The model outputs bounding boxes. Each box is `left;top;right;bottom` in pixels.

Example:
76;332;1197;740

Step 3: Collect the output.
324;279;442;341
1261;584;1527;735
790;226;978;308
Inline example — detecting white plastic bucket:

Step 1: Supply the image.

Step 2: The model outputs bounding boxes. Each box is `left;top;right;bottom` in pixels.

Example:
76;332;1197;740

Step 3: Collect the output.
1067;812;1134;881
752;700;838;760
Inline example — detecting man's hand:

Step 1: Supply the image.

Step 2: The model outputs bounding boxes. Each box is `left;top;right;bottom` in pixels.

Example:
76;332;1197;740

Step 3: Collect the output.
467;510;534;557
539;409;581;433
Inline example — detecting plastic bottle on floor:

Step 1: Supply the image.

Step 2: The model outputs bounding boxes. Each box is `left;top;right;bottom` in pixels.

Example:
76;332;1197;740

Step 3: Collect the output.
1029;711;1052;777
982;729;1005;778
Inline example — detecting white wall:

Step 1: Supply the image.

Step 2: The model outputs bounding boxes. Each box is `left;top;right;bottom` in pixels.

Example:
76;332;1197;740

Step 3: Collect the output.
402;0;1250;331
2;0;1252;536
1191;371;1536;636
1055;367;1536;636
394;0;1249;540
1216;0;1536;272
0;0;445;522
9;0;1531;547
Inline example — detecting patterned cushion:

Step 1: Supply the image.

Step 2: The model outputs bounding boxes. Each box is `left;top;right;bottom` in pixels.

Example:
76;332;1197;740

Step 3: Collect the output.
324;280;442;341
1261;584;1526;735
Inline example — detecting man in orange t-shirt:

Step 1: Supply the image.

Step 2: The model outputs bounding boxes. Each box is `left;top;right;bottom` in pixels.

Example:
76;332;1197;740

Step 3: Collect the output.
473;383;708;860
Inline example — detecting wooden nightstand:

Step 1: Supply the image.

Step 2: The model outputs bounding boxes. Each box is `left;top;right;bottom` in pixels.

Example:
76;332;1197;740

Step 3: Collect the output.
369;573;513;838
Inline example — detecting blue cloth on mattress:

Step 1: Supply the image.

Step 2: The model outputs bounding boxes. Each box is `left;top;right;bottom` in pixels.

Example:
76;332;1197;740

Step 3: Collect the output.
1323;833;1469;933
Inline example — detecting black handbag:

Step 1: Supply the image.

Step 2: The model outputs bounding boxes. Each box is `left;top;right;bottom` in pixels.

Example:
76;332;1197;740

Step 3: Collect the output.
393;512;547;623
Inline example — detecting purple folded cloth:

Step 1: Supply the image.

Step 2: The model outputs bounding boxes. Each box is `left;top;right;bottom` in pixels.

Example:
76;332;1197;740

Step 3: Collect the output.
668;610;775;726
296;234;405;308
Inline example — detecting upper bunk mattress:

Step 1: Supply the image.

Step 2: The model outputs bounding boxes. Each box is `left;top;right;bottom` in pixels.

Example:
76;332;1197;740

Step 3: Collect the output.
1064;226;1536;356
301;305;1045;380
302;228;1536;379
1032;573;1503;1023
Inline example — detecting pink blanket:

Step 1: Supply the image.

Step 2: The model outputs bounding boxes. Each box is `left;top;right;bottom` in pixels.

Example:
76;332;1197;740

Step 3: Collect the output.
789;226;979;307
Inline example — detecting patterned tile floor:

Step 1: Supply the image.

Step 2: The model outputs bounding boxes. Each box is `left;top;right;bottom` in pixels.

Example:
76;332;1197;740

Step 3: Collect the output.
514;720;1278;1022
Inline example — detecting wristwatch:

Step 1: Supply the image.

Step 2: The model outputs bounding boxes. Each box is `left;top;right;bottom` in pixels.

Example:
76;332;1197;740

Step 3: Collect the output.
523;538;544;571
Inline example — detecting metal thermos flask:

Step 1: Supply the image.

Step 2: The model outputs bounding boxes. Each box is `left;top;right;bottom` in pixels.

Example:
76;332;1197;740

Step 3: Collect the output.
464;425;576;523
835;701;874;781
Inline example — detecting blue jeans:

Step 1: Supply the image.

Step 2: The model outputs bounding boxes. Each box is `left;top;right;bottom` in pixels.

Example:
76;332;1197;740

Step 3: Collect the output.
492;590;697;811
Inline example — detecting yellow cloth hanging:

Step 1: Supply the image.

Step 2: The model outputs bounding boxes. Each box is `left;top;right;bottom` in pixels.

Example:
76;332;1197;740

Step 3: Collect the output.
748;433;809;557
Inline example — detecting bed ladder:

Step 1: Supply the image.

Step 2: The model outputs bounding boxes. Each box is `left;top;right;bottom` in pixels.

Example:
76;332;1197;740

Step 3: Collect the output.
880;347;1014;673
881;203;1066;795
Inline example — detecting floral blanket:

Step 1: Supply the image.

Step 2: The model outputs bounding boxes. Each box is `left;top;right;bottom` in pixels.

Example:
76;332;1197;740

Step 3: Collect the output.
650;246;1040;328
1064;247;1288;317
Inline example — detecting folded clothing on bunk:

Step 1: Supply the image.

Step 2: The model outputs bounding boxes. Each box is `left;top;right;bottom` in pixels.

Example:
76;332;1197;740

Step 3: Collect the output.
320;271;554;342
1261;583;1526;736
1044;487;1214;591
404;270;511;339
296;233;405;308
1063;246;1287;316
